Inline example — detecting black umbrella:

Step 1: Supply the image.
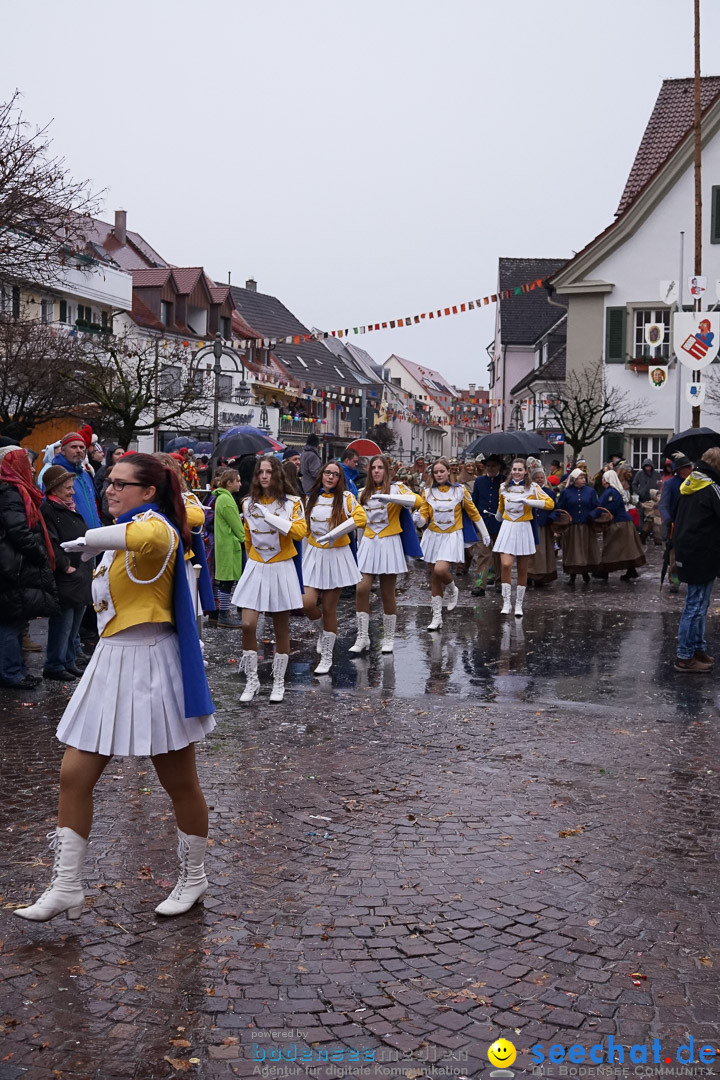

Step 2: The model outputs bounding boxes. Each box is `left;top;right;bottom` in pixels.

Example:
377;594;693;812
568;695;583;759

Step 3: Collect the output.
214;432;276;457
664;426;720;461
465;431;555;457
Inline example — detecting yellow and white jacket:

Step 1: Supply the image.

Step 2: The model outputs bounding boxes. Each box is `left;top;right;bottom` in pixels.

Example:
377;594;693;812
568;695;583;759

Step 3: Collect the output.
416;484;480;533
92;512;178;637
307;491;367;549
498;481;554;522
242;495;306;563
359;483;424;539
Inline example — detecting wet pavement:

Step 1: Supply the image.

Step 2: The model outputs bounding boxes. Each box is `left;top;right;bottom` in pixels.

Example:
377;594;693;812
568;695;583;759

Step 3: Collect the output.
1;546;719;1080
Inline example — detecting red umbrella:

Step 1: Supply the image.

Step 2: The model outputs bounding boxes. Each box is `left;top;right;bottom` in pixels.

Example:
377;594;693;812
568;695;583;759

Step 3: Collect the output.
346;438;382;457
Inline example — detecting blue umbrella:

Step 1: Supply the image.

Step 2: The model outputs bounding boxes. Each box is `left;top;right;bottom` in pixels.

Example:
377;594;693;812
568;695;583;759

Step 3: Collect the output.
195;441;213;454
164;436;198;451
223;425;269;438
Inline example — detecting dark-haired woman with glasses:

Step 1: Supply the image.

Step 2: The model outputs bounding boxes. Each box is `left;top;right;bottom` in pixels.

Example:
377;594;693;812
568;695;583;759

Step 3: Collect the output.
303;462;367;674
14;454;215;924
231;455;306;702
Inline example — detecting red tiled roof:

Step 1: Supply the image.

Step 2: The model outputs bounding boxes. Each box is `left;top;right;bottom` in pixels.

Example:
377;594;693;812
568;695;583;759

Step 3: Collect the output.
171;267;205;295
131;268;173;288
209;285;230;304
231;310;261;340
617;76;720;215
391;355;457;399
131;294;166;331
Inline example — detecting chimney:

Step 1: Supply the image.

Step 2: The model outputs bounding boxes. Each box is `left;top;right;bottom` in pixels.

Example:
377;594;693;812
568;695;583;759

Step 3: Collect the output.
469;383;476;391
245;277;257;292
114;209;127;246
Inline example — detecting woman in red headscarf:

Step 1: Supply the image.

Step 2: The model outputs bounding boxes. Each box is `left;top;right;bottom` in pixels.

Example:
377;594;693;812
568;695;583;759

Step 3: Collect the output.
0;446;59;688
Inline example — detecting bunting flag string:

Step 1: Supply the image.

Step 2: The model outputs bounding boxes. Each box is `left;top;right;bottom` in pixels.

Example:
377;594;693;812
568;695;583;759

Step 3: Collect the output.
232;276;546;349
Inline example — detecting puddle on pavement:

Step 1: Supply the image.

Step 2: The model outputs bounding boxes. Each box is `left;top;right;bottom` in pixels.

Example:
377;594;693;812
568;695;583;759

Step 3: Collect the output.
274;605;720;720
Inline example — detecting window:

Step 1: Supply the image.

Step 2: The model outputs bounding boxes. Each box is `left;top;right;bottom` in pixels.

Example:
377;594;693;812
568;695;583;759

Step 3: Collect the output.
160;365;182;396
631;435;667;471
77;304;92;324
712;185;720;244
296;356;308;369
217;373;233;398
59;300;68;323
633;308;670;360
101;310;109;331
221;317;231;339
161;301;174;326
41;298;53;324
12;285;20;319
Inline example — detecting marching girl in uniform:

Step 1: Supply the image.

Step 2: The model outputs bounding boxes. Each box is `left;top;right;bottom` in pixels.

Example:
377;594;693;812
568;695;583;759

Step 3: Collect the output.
415;458;490;630
303;461;367;674
351;455;423;655
232;455;306;703
495;458;555;616
15;455;215;923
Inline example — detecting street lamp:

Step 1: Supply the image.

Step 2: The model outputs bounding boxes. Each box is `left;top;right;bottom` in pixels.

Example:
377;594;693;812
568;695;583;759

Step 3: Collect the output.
509;403;524;431
194;333;246;447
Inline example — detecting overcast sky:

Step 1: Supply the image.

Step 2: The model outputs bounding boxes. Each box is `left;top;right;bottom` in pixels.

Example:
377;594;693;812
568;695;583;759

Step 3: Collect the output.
4;0;719;388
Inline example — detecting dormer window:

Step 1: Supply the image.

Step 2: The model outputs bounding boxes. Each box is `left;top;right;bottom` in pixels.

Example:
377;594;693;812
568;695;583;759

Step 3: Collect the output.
161;300;174;326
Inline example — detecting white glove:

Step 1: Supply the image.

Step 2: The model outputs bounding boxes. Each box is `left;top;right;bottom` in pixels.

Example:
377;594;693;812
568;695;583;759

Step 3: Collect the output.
61;524;128;562
523;497;549;508
495;510;503;522
476;518;491;547
316;518;356;546
412;511;426;528
262;511;293;536
373;492;417;508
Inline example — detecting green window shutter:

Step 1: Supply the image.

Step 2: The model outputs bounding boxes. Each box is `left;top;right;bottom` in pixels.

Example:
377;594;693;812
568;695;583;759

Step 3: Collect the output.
605;306;627;363
711;186;720;244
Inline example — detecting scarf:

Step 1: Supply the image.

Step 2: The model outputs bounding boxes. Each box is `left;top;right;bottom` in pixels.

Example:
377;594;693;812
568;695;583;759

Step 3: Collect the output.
116;502;214;720
0;450;55;569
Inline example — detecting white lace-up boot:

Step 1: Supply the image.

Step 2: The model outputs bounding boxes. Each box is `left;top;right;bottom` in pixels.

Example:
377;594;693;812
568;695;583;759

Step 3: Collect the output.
381;614;396;653
269;653;289;702
314;631;336;675
240;650;260;702
427;595;443;630
348;612;370;653
155;829;208;916
514;585;526;617
500;583;512;614
444;581;459;611
14;827;86;922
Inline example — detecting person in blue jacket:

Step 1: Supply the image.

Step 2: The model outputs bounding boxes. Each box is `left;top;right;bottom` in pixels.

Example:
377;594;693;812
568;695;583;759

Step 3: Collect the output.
555;468;600;585
471;456;504;595
591;469;646;582
339;448;360;497
51;432;101;530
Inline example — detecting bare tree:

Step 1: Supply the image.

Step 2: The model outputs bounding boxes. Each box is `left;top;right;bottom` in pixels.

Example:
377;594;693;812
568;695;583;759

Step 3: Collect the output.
550;359;646;461
64;329;214;447
0;314;81;440
0;91;100;288
372;422;397;452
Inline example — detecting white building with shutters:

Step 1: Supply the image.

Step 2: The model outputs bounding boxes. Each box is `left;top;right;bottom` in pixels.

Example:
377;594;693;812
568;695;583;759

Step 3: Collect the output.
549;76;720;473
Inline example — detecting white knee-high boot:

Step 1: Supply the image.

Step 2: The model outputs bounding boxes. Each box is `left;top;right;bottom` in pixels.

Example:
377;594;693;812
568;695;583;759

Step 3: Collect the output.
500;583;512;614
314;632;336;674
14;827;86;922
155;829;208;916
381;614;396;653
427;595;443;630
269;653;289;702
515;585;526;617
240;650;260;701
348;612;370;653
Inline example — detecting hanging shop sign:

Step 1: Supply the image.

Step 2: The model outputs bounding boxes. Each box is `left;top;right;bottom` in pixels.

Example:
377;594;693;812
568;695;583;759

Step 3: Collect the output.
648;365;668;389
673;312;719;370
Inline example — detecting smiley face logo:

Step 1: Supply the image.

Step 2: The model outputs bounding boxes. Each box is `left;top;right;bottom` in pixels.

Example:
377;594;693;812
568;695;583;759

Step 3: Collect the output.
488;1038;517;1070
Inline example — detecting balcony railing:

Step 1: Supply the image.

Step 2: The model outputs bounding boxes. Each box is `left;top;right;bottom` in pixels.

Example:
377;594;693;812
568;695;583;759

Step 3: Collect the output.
279;418;319;436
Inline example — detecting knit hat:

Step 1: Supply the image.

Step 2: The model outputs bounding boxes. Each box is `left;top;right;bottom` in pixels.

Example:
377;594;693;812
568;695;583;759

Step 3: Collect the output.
670;451;692;472
60;431;84;449
43;465;74;494
282;447;300;461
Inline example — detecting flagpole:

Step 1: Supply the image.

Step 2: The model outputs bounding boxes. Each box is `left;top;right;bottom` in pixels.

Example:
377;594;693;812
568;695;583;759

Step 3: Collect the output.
692;0;702;428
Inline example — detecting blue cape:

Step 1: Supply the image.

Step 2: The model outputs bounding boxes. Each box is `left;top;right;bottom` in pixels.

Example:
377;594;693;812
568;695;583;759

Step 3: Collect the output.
461;508;479;545
189;526;216;612
399;507;423;558
117;503;214;720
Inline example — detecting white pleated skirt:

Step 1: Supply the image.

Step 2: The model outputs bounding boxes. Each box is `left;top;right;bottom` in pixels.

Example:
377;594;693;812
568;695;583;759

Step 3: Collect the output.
421;528;465;564
56;623;216;758
232;557;302;612
303;543;362;590
494;519;536;556
357;533;408;576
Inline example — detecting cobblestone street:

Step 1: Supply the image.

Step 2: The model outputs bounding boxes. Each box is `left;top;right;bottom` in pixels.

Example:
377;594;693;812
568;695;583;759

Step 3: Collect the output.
1;553;719;1079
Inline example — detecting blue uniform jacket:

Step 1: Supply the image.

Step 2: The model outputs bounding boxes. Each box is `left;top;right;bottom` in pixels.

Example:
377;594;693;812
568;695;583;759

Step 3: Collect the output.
472;474;503;538
555;483;599;524
592;487;631;523
51;454;101;529
341;464;359;498
534;485;557;527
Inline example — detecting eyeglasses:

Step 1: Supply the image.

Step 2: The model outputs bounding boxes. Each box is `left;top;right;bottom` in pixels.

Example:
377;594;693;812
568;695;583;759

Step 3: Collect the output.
323;469;340;477
106;479;144;492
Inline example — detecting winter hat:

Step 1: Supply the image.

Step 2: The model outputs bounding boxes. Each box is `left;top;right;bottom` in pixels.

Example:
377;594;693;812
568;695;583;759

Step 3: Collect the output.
60;431;84;449
44;465;74;494
78;424;94;448
282;447;300;461
0;445;21;465
670;451;692;472
546;474;560;486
